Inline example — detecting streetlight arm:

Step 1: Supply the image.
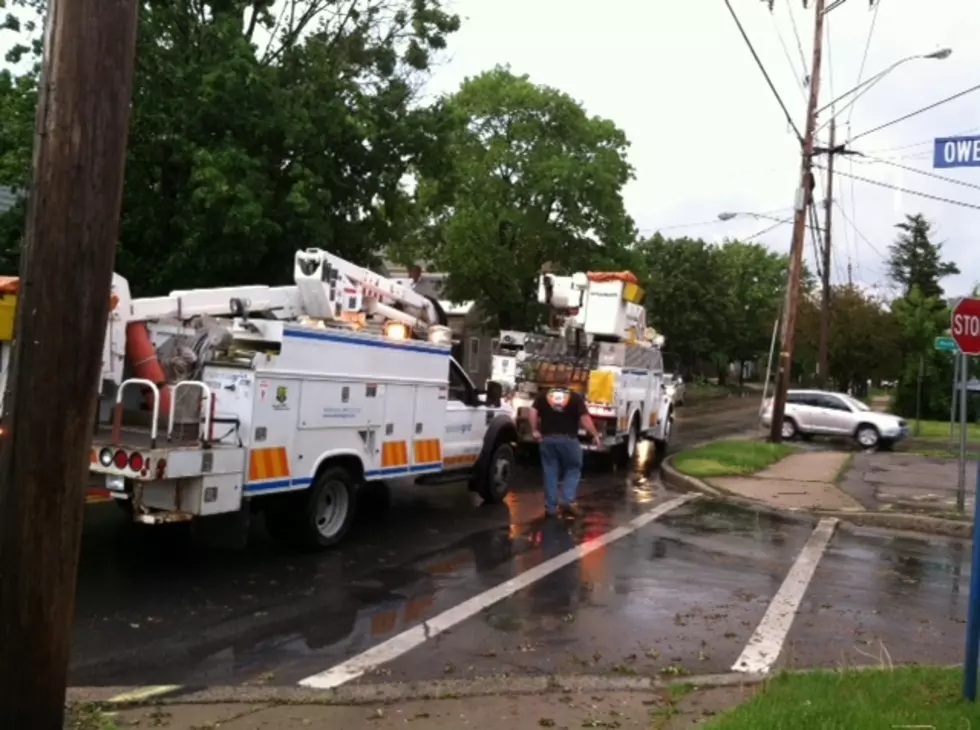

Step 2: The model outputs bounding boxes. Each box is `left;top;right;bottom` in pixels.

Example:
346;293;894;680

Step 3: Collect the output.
815;48;951;117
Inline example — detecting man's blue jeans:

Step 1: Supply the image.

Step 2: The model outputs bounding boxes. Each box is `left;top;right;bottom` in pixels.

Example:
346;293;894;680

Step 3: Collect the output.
539;435;583;514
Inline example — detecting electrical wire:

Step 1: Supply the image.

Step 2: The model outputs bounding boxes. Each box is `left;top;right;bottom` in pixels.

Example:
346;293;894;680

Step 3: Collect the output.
861;125;980;155
723;0;804;143
853;154;980;192
744;217;794;242
848;0;881;129
821;165;980;211
832;200;883;257
807;201;823;281
850;83;980;143
784;0;810;85
770;7;808;102
824;12;836;113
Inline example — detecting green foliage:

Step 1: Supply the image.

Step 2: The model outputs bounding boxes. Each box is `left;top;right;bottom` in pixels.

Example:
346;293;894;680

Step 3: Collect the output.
0;0;461;293
393;66;638;330
796;284;900;391
890;286;957;420
671;439;796;478
635;235;789;376
887;213;959;299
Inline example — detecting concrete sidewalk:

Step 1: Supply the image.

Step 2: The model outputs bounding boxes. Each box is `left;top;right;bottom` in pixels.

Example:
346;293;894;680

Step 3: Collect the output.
706;452;861;512
86;684;755;729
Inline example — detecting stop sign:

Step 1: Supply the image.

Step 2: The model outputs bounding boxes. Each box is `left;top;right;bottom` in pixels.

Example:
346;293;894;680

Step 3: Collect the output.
952;298;980;355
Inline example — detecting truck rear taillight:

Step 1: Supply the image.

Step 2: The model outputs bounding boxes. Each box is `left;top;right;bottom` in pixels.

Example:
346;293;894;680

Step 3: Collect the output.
113;449;128;469
128;452;144;471
98;448;114;467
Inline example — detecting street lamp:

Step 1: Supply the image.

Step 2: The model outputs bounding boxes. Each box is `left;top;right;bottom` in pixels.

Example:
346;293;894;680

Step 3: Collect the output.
816;48;952;119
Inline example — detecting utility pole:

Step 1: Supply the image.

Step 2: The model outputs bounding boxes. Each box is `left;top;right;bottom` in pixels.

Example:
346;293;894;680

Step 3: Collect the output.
769;0;827;443
0;1;139;727
817;118;835;389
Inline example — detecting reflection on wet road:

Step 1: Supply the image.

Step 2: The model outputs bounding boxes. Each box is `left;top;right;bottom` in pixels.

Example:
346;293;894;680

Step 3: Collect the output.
68;399;976;692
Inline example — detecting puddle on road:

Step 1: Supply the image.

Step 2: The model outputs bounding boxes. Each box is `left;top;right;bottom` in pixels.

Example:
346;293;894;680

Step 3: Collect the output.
71;455;688;686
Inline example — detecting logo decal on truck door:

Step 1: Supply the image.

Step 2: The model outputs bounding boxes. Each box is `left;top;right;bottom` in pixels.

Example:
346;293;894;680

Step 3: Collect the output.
274;386;289;410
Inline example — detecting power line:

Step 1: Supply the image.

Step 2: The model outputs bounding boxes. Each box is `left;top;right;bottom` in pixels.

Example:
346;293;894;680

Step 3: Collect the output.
784;0;810;86
848;0;881;128
851;82;980;143
770;8;808;101
723;0;804;143
833;199;885;258
853;154;980;192
745;217;793;242
819;165;980;211
861;125;980;155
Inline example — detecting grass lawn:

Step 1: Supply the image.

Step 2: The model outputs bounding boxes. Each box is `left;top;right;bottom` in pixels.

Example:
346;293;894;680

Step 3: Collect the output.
671;440;795;478
704;667;980;729
915;419;980;441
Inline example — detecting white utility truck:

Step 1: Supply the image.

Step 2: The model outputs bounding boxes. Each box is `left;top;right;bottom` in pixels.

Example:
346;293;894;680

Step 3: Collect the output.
501;270;673;463
0;250;518;549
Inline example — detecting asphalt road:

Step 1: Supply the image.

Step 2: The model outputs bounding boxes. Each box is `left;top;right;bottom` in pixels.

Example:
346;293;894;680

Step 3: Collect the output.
69;396;972;691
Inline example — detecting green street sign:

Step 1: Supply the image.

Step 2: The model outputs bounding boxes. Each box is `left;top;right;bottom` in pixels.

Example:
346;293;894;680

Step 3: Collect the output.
935;335;959;352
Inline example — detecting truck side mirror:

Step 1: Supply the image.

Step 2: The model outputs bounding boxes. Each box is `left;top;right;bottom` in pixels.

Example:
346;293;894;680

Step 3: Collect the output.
485;381;502;408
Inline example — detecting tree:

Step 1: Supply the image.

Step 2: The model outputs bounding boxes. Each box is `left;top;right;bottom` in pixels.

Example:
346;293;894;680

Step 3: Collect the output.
796;284;901;392
1;0;461;293
890;285;955;420
887;213;960;299
635;235;726;371
635;235;791;379
712;240;788;383
394;66;638;331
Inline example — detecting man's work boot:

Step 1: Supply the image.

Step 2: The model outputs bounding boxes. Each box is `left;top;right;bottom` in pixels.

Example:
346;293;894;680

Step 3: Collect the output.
561;502;583;519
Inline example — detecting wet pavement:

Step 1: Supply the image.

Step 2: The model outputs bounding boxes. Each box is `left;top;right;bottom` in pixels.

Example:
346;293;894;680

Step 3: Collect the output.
67;398;975;691
839;451;978;513
780;524;970;670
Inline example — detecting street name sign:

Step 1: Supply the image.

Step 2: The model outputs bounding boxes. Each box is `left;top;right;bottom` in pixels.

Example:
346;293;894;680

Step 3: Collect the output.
952;298;980;356
936;335;958;352
934;135;980;168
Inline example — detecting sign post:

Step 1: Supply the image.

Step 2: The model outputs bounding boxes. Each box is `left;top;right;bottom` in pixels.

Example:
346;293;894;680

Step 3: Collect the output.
935;135;980;169
955;298;980;701
951;351;961;454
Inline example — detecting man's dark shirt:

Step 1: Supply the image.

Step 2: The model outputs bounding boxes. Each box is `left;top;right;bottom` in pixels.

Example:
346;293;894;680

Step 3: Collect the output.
532;388;586;438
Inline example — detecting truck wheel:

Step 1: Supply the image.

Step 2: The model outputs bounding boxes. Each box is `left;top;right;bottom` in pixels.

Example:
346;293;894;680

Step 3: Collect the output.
653;412;672;457
267;465;357;550
618;416;640;466
478;442;515;504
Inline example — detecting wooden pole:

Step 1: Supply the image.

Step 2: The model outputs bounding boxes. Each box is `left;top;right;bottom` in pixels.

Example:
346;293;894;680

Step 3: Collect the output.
0;0;139;727
817;119;835;389
768;0;826;442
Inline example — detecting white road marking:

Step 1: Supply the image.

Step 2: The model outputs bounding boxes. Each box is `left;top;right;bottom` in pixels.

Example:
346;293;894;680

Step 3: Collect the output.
298;494;699;689
107;685;181;703
732;517;838;675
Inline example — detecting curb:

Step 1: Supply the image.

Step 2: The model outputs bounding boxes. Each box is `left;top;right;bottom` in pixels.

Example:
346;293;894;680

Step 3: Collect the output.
661;456;973;539
68;671;769;708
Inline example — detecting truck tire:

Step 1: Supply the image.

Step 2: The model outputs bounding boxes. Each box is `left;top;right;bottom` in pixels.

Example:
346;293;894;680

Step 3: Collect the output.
618;416;640;466
653;411;672;457
477;442;515;504
266;465;357;550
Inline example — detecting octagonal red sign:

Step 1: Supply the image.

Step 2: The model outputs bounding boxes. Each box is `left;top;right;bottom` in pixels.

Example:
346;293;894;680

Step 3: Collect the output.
952;298;980;355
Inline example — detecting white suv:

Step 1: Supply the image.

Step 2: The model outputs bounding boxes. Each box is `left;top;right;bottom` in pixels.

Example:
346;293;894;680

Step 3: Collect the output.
760;389;908;449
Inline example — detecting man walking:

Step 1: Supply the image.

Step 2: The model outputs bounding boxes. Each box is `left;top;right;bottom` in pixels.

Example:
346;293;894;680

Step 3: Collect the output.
528;386;602;518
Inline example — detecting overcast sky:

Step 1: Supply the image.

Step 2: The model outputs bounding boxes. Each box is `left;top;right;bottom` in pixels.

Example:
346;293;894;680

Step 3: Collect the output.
423;0;979;297
2;1;976;296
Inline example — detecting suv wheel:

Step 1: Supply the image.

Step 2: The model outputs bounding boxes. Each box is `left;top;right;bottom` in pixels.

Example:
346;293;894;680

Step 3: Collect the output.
781;417;797;441
855;424;880;449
